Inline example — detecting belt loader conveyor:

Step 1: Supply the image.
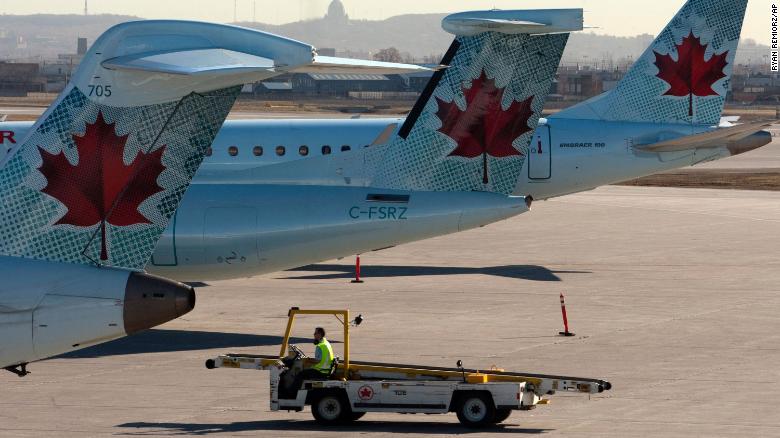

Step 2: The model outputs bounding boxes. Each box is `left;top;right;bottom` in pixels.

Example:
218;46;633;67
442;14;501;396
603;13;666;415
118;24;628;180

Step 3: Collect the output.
205;308;611;428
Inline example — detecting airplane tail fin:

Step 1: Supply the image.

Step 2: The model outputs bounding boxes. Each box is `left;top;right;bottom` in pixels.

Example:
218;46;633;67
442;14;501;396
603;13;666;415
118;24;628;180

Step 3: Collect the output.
552;0;747;125
371;9;582;195
0;21;427;270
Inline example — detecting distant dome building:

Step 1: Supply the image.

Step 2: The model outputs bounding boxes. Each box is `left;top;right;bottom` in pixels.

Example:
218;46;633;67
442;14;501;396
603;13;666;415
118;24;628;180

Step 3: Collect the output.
325;0;349;24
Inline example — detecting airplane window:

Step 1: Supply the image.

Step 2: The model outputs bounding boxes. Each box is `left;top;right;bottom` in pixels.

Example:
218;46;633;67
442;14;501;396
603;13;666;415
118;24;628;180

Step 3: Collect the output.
205;147;213;157
276;146;286;156
341;145;351;152
299;145;309;156
228;146;238;156
253;146;263;156
322;145;332;155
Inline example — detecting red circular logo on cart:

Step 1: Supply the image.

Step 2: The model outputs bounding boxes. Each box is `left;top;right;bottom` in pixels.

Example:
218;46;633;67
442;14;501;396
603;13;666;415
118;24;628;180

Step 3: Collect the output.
358;385;374;401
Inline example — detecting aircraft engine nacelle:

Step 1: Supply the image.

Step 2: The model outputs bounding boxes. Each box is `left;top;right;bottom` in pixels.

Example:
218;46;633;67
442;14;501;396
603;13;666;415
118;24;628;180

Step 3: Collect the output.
0;257;194;369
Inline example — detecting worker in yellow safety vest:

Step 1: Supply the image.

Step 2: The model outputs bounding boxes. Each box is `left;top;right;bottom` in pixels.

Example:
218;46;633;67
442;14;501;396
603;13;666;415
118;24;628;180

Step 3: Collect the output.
284;326;334;398
311;327;334;373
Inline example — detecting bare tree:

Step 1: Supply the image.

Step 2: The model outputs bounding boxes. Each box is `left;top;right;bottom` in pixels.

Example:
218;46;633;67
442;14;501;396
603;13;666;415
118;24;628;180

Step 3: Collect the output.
373;47;402;63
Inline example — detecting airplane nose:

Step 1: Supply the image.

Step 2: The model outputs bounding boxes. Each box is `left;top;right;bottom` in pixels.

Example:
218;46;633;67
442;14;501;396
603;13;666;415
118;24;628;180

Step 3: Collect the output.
727;130;772;156
122;272;196;335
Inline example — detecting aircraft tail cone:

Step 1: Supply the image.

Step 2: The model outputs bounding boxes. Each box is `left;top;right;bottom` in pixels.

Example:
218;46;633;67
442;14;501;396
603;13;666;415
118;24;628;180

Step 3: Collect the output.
123;272;196;335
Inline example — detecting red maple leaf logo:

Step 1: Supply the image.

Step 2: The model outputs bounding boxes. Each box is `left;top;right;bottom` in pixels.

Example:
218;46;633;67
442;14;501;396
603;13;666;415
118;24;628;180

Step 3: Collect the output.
38;111;166;261
654;31;729;117
436;70;533;184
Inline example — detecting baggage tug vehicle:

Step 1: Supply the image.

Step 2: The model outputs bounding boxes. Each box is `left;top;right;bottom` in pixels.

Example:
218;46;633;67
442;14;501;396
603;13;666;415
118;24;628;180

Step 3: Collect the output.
206;308;611;428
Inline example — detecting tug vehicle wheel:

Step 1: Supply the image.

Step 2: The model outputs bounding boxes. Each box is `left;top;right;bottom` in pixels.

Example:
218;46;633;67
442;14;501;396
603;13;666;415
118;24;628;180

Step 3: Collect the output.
456;392;496;428
311;391;352;425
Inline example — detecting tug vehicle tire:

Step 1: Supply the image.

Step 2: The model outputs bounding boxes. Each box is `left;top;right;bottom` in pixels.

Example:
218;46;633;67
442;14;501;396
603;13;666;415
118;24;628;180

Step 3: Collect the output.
311;390;352;425
455;392;496;428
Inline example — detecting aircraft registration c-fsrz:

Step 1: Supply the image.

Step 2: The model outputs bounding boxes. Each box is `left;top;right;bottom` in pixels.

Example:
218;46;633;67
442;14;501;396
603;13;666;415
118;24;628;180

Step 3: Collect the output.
349;206;408;221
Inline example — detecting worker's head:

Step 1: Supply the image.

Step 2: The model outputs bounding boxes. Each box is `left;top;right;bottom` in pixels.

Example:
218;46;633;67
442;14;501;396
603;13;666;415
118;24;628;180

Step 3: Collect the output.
314;327;326;343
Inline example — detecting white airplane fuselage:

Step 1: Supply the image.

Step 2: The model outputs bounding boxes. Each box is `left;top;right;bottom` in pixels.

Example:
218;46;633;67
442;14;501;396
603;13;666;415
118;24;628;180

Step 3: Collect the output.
0;116;766;282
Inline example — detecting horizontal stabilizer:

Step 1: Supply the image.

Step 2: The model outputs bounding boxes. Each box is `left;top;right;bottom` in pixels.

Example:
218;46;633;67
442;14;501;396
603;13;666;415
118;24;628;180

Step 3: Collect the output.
103;49;275;76
291;56;435;74
443;9;583;36
100;25;434;82
636;120;776;152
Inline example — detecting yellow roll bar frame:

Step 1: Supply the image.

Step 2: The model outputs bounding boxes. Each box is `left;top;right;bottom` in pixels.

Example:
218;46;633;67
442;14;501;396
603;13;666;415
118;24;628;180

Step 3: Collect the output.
279;308;350;374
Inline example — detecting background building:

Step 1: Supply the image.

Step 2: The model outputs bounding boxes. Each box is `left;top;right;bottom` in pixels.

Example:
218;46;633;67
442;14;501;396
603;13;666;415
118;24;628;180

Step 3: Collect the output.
0;62;44;96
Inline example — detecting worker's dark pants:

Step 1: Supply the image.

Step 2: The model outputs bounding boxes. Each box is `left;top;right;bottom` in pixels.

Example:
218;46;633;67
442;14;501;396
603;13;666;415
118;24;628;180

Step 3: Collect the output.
284;369;328;398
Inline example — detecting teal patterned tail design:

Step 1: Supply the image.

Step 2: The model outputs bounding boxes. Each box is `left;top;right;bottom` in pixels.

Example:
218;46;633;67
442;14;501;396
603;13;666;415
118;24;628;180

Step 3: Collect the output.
553;0;747;125
371;32;569;195
0;85;240;270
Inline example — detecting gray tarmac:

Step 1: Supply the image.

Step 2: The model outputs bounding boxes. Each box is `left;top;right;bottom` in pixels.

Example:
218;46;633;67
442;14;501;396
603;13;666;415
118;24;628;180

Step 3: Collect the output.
0;107;42;116
2;183;780;437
